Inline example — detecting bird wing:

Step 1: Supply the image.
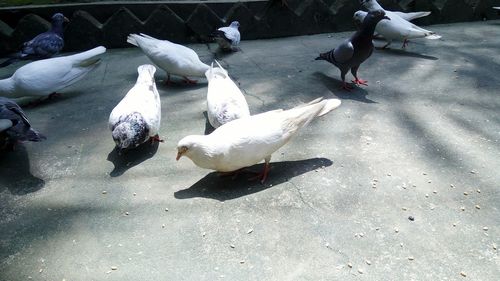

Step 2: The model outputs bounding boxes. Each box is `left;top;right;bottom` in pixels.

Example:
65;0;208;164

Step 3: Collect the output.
0;119;12;131
22;32;64;58
333;40;354;64
130;34;206;74
12;46;104;96
217;26;240;45
0;97;30;126
391;11;431;21
207;73;250;128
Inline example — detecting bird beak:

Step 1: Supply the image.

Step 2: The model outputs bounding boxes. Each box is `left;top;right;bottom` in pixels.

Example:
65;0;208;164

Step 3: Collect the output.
383;16;390;20
176;151;182;161
64;17;70;22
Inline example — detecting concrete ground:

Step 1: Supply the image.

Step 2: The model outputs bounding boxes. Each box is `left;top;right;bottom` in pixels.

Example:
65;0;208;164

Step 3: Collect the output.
0;20;499;280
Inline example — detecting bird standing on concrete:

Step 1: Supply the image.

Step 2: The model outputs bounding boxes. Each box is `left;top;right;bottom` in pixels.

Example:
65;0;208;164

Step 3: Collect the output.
0;97;45;150
315;10;389;90
176;98;341;183
0;46;105;99
206;60;250;128
0;13;69;67
358;0;440;48
109;64;162;151
127;33;210;84
212;21;241;52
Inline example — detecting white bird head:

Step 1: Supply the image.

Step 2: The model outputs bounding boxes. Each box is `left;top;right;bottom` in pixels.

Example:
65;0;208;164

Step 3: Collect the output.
353;10;367;26
176;135;207;161
229;21;240;29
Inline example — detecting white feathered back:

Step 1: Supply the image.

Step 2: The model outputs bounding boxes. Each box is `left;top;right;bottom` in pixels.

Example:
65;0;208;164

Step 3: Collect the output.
206;60;249;128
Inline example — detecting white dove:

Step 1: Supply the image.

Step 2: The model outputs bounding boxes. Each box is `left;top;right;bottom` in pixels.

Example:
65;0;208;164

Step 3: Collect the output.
176;98;341;183
0;46;105;99
127;33;210;84
206;60;249;128
108;64;162;150
360;0;431;21
357;0;441;48
212;21;241;51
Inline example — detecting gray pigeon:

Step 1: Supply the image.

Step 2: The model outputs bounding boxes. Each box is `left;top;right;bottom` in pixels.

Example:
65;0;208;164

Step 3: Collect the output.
212;21;241;51
0;13;68;67
0;97;45;150
315;10;389;90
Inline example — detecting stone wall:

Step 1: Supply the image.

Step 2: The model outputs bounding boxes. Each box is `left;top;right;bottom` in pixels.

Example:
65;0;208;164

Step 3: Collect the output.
0;0;499;55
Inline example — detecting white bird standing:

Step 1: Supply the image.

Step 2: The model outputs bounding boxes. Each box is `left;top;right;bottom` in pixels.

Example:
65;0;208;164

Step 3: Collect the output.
205;60;249;128
127;33;210;84
0;46;105;99
357;0;441;48
176;98;341;183
212;21;241;51
108;64;162;150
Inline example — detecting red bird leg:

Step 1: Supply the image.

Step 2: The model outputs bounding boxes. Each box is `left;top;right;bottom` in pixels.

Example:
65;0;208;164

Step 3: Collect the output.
340;82;353;91
164;74;174;85
352;77;368;86
248;159;271;184
48;92;62;99
402;39;409;48
182;76;198;84
149;134;164;144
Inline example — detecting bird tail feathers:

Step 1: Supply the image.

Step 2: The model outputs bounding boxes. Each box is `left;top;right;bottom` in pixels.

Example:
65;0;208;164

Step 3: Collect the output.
127;34;139;47
425;34;442;40
71;46;106;67
136;64;157;84
205;60;228;81
317;99;342;117
24;128;46;142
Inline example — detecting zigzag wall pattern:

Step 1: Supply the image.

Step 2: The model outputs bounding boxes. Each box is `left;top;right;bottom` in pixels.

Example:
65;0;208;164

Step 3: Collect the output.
0;0;499;55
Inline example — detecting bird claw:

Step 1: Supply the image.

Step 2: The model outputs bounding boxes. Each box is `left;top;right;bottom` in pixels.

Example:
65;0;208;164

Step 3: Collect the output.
401;39;409;48
149;135;164;144
182;77;198;84
352;78;368;86
340;83;354;91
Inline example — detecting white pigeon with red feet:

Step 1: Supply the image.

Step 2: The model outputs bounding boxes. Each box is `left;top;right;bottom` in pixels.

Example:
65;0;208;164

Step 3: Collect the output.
109;64;162;151
176;97;341;183
127;33;209;84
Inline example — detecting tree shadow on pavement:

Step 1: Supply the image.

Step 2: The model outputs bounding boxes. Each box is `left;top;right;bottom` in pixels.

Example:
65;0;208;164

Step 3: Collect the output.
174;157;333;201
107;141;159;177
375;48;439;60
0;145;44;195
313;72;377;104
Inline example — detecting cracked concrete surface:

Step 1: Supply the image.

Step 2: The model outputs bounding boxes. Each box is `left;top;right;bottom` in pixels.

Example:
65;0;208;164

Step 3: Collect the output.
0;20;499;280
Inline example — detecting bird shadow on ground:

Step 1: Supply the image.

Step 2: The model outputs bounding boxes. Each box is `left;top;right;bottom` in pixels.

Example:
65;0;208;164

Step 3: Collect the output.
375;48;438;60
202;111;215;135
174;157;333;201
313;72;376;104
155;79;207;91
14;92;81;108
0;145;45;195
106;141;159;177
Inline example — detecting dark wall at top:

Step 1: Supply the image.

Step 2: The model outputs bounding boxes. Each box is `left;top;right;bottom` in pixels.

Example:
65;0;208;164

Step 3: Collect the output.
0;0;499;55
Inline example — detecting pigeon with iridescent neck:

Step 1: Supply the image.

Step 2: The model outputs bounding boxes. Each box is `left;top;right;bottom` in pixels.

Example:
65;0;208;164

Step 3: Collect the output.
315;10;389;90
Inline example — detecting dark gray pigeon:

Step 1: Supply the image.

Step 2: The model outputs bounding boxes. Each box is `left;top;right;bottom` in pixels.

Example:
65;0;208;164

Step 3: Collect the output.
0;97;45;150
0;13;68;68
315;10;389;90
